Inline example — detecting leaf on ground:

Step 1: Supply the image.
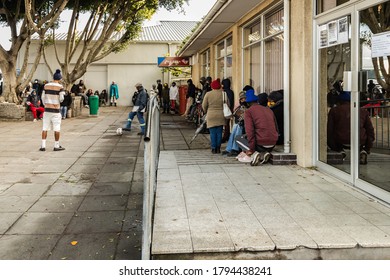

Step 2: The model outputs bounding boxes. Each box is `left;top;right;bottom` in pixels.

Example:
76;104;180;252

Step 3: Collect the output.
70;241;78;246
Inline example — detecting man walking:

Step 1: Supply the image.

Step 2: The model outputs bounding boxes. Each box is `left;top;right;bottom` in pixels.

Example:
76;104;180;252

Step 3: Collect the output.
123;83;147;135
39;69;65;151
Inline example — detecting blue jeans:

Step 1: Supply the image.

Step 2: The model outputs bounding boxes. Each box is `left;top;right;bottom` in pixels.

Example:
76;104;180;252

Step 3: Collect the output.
209;126;223;149
125;111;145;133
226;123;243;152
60;106;68;118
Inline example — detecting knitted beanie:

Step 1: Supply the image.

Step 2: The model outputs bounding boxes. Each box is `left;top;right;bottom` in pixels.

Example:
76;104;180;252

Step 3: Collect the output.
211;79;221;90
53;69;62;81
245;89;257;103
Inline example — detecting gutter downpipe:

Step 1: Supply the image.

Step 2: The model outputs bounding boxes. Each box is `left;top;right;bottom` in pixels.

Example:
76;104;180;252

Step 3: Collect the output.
283;0;291;154
178;0;230;56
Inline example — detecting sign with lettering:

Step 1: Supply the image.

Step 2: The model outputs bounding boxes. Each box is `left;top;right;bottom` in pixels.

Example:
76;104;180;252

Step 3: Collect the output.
371;31;390;58
157;57;190;67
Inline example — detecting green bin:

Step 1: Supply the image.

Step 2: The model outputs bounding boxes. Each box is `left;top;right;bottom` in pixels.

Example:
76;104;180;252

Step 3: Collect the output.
89;95;99;116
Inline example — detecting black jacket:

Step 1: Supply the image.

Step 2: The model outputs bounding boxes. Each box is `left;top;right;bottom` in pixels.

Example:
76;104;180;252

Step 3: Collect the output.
27;91;41;107
222;79;234;111
60;94;72;108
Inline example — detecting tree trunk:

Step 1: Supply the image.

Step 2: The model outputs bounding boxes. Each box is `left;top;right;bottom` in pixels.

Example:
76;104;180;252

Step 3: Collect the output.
0;59;20;104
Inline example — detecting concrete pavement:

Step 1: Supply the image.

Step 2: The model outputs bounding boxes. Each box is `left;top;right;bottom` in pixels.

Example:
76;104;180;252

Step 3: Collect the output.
2;107;390;260
0;106;143;259
153;114;390;260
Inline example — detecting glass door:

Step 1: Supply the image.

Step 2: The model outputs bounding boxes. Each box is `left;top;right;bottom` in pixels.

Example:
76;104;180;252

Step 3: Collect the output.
357;1;390;192
315;0;390;203
317;14;352;175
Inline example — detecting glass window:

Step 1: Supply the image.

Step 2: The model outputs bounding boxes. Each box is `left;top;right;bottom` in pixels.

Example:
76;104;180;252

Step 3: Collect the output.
244;21;261;46
243;43;261;92
264;9;284;92
316;0;349;14
243;6;284;93
215;36;232;80
201;49;210;77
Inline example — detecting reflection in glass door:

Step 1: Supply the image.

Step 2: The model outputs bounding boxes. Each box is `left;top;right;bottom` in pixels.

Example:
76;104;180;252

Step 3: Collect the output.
358;2;390;191
318;17;352;175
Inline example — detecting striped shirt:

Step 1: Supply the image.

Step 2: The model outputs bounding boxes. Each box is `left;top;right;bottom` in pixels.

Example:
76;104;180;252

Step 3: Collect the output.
42;82;65;113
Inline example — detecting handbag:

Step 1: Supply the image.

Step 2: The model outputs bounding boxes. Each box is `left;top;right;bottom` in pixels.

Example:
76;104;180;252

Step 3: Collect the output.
222;91;232;119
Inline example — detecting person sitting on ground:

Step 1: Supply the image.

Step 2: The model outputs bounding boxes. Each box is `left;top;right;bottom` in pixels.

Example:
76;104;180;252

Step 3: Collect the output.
268;90;284;145
75;80;88;108
26;89;44;122
99;89;108;106
224;91;268;157
235;89;278;166
222;90;249;157
327;91;375;164
60;90;72;119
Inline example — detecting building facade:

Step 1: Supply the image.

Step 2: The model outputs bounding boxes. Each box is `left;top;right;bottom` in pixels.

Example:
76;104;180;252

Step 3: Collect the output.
179;0;390;203
20;21;197;107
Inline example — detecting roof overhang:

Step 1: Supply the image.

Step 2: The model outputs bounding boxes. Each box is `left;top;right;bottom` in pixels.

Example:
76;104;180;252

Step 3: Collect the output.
179;0;265;56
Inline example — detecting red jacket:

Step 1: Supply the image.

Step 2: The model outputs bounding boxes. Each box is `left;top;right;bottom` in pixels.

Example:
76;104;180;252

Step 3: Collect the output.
244;104;278;152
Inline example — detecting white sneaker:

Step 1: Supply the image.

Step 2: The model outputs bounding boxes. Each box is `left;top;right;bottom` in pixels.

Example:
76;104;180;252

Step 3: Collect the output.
238;154;252;163
260;152;271;164
235;152;246;160
33;119;37;122
251;152;261;166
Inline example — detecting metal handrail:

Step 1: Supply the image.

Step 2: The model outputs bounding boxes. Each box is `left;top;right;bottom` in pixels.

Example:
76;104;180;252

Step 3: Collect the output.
361;100;390;149
141;95;160;260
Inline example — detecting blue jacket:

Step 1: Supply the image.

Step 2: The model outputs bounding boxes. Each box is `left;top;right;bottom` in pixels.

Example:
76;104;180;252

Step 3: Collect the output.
135;86;148;112
110;84;119;99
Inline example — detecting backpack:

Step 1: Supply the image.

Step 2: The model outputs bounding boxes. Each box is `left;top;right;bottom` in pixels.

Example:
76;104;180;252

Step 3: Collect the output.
132;91;139;105
132;90;150;108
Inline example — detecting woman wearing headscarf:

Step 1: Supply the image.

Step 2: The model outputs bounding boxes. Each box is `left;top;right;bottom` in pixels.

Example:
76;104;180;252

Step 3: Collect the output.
202;79;228;154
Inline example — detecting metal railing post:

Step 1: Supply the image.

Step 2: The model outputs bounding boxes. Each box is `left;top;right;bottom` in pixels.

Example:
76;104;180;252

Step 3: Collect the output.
141;96;160;260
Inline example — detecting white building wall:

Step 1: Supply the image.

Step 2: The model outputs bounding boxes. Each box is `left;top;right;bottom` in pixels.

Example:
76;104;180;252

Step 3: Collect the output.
24;41;179;106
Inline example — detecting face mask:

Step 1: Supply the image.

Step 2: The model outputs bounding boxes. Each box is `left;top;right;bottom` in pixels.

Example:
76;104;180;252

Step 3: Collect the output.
268;101;275;107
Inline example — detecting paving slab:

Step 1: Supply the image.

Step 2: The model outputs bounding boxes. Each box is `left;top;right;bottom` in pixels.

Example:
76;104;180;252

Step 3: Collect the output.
0;107;147;259
152;149;390;260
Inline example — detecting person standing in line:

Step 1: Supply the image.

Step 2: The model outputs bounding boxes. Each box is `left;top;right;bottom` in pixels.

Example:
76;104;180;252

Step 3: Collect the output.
169;82;178;114
39;69;65;151
60;90;72;119
221;78;234;142
161;83;170;113
184;79;196;117
26;89;44;122
150;84;158;97
123;83;147;135
202;79;227;154
157;79;163;105
110;81;119;106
